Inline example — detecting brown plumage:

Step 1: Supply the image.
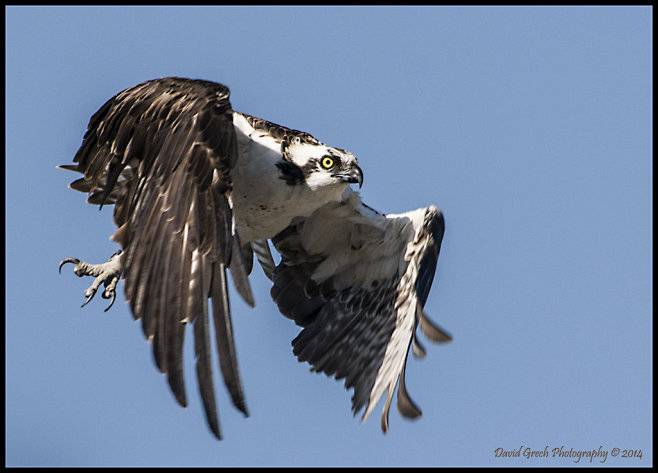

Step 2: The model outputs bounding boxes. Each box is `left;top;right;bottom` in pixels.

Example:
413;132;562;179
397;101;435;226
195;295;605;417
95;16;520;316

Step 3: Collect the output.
61;77;251;439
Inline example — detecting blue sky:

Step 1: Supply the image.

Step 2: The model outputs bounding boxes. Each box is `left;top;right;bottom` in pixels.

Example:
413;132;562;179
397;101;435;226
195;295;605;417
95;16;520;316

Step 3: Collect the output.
5;6;652;467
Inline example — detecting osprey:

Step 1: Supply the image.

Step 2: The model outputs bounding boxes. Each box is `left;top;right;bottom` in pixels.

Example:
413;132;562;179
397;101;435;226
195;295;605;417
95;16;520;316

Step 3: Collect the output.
59;77;451;440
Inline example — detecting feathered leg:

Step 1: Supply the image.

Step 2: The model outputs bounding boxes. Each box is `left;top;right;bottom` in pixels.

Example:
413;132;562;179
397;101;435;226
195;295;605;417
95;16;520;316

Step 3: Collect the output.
59;250;124;312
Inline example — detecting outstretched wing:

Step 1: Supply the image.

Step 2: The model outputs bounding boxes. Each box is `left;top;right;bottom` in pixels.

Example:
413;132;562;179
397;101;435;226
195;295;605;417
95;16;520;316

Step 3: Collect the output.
270;189;451;432
60;77;253;439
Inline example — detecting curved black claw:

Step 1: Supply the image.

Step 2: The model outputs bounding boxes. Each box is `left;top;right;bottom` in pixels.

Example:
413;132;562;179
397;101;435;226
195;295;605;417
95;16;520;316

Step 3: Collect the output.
81;288;98;308
102;288;117;312
59;258;80;274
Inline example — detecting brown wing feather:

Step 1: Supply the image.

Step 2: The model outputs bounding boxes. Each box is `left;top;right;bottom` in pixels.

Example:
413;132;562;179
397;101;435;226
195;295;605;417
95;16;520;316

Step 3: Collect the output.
61;77;252;439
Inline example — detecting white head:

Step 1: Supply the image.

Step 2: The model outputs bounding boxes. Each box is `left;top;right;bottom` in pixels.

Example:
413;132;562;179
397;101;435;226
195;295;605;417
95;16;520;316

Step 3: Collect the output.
284;139;363;193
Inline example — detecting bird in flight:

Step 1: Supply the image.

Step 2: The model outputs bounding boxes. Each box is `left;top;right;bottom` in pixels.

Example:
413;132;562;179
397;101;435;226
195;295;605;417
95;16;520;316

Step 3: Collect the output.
59;77;451;440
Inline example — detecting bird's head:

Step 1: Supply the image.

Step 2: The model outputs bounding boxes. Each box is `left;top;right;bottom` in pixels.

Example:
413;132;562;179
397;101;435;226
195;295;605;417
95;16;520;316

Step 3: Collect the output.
284;139;363;193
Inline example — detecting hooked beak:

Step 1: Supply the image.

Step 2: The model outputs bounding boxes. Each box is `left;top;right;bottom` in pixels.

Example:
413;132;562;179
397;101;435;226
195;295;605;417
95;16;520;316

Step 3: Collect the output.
333;164;363;189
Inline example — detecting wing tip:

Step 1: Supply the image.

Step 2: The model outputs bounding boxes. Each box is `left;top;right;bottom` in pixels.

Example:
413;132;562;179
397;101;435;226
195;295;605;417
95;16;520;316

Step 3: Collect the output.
236;399;249;418
418;306;453;343
57;164;82;172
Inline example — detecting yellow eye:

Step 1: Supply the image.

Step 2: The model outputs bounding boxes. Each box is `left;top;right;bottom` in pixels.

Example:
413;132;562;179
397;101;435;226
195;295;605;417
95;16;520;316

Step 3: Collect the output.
321;156;334;169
